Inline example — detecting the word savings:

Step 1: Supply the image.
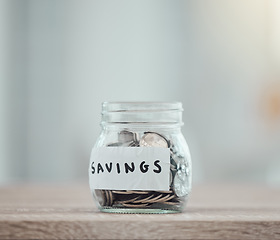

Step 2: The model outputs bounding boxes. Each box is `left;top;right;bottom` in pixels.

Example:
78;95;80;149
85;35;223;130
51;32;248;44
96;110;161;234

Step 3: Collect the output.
91;160;162;175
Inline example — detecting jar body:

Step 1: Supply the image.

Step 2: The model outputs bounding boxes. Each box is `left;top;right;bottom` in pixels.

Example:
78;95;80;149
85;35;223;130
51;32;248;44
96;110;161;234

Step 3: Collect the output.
89;102;192;213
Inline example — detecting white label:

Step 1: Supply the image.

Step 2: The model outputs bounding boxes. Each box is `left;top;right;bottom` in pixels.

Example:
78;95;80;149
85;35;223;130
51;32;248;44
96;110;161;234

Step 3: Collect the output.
89;147;170;191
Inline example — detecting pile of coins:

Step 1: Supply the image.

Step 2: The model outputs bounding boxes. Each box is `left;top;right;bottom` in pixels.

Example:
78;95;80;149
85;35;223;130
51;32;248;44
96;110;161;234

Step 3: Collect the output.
95;130;190;209
95;190;180;208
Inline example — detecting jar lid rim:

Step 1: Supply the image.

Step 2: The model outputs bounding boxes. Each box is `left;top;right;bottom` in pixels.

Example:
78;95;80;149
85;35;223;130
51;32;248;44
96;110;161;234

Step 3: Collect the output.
102;102;183;112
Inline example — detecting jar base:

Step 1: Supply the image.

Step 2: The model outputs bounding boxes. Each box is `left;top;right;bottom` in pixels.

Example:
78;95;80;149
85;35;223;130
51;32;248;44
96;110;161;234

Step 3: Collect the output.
99;207;182;214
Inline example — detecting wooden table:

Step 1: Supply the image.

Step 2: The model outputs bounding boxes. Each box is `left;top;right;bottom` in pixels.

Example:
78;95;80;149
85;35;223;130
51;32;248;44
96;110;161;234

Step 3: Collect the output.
0;183;280;239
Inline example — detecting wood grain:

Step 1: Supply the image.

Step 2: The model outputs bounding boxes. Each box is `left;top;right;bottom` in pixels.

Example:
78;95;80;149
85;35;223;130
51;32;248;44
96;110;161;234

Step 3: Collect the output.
0;184;280;239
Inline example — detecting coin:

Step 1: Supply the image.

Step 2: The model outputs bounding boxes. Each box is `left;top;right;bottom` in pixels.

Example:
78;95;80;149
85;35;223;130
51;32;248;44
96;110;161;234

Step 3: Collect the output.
173;172;189;197
106;142;123;147
169;171;173;186
112;190;135;194
122;203;149;208
150;194;173;203
157;190;173;193
130;190;149;194
139;132;169;148
171;154;184;166
133;194;155;203
96;190;114;206
118;130;139;143
180;162;190;176
107;141;135;147
170;156;177;171
142;194;163;203
162;194;175;202
128;141;139;147
162;201;178;205
118;196;140;204
94;190;105;206
106;190;114;206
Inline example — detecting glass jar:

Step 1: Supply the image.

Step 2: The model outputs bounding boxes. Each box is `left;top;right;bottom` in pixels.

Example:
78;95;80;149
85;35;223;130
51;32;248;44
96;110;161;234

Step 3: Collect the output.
89;102;192;213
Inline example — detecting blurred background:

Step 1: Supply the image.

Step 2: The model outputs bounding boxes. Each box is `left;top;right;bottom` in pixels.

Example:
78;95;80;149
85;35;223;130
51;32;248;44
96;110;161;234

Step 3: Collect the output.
0;0;280;186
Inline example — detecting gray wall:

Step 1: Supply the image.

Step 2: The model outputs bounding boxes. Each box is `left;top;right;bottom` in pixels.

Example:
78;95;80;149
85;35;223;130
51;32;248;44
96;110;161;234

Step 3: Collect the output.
1;0;280;185
0;0;28;183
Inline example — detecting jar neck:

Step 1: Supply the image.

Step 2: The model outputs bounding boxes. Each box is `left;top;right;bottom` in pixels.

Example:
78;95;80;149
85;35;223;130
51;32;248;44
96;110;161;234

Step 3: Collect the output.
102;123;182;134
101;102;183;130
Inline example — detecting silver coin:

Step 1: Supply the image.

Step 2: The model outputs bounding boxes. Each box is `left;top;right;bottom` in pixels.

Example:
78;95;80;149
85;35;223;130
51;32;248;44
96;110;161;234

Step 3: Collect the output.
186;166;190;176
118;130;139;143
172;154;185;166
139;132;169;148
173;171;189;197
95;190;111;206
94;190;105;206
180;162;190;176
97;190;113;206
178;169;188;182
